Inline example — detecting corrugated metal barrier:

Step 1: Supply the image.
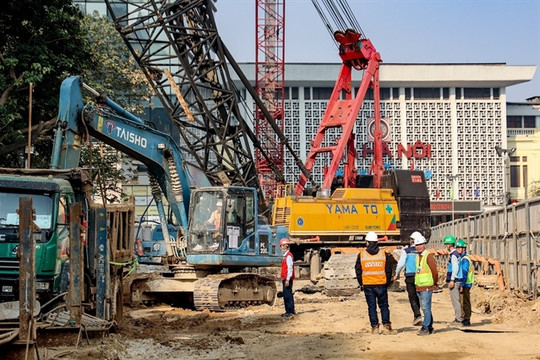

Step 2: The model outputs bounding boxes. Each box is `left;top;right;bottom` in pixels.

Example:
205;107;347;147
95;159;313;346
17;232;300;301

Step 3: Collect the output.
431;196;540;297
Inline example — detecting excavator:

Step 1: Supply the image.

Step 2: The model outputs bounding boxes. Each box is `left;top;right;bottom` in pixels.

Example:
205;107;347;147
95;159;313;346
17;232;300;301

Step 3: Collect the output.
0;75;289;314
271;1;431;293
54;76;290;310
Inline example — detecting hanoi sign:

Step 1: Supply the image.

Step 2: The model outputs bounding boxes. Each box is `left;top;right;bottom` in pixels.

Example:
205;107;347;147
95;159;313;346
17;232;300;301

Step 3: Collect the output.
361;140;432;159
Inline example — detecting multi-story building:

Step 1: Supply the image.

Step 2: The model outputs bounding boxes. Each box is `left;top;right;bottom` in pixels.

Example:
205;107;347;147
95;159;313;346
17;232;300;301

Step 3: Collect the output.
233;63;536;223
507;98;540;200
73;1;538;222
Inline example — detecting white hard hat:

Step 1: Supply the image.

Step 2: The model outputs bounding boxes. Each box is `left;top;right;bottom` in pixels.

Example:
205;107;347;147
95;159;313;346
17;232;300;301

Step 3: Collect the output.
365;231;378;242
410;231;426;245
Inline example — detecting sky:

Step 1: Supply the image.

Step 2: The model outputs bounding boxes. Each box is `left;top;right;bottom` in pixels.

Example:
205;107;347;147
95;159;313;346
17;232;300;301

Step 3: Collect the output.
214;0;540;102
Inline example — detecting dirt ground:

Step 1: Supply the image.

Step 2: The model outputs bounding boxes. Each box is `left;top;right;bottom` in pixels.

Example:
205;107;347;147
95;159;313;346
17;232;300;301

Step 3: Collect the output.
38;279;540;360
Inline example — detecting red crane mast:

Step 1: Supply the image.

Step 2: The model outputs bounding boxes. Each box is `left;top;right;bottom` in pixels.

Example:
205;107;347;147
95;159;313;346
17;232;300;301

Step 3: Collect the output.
255;0;286;200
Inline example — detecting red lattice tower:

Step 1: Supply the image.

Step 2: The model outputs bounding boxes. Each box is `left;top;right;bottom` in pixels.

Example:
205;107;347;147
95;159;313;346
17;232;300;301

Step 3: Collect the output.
255;0;285;201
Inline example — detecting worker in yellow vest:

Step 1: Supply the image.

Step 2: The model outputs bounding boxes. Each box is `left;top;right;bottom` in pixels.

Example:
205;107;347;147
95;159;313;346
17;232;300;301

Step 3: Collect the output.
354;231;396;335
413;231;439;335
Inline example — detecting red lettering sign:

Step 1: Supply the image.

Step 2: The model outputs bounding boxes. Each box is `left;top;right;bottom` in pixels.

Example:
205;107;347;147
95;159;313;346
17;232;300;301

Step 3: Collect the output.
362;141;432;159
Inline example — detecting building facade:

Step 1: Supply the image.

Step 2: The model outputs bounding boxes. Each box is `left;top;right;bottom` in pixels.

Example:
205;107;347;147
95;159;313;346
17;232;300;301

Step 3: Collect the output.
507;100;540;200
73;0;538;221
233;63;536;220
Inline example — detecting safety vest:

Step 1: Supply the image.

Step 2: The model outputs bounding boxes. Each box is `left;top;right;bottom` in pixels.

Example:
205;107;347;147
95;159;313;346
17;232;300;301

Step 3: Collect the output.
462;254;475;285
361;249;387;285
404;246;418;277
415;252;434;287
281;251;295;280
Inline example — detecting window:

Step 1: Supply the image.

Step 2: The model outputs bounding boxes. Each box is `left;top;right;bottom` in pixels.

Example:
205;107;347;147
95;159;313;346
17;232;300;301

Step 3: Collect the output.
510;165;520;187
507;116;521;128
106;2;127;21
524;116;536;128
312;87;333;100
364;88;374;100
304;87;311;100
442;88;449;99
523;165;528;189
413;88;440;99
464;88;490;99
405;88;411;100
493;88;500;99
380;88;391;100
291;87;299;100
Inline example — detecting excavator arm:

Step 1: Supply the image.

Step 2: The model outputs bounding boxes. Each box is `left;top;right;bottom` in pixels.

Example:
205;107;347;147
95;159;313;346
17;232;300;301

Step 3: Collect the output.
50;76;210;258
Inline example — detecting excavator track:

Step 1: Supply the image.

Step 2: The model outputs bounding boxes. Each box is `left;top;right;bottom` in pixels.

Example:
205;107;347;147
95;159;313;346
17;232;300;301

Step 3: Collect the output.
323;253;361;296
193;274;277;311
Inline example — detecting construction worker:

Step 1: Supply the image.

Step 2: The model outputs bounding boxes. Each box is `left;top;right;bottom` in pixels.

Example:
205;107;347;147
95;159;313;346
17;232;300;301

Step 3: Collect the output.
414;231;439;335
444;234;462;323
355;231;396;335
279;238;296;318
205;200;222;229
393;232;423;326
456;239;474;326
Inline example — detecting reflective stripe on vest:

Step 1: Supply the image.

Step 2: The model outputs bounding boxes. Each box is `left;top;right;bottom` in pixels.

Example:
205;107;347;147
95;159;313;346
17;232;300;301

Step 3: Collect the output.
462;255;475;285
361;249;386;285
415;253;434;287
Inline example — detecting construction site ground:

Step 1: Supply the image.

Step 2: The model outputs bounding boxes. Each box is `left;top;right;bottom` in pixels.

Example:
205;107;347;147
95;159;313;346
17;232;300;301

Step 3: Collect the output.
37;279;540;360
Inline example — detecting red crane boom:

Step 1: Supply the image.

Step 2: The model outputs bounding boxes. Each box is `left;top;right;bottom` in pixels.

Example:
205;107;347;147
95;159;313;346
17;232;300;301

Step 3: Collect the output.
295;28;384;196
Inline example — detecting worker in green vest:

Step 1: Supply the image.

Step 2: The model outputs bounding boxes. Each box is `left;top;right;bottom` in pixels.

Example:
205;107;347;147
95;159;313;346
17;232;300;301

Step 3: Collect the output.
413;231;439;335
456;239;474;326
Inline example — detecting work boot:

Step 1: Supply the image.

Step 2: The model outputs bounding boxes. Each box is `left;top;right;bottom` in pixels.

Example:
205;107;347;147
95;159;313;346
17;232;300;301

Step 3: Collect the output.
371;325;379;334
417;327;431;336
382;323;397;335
461;319;471;326
413;316;423;326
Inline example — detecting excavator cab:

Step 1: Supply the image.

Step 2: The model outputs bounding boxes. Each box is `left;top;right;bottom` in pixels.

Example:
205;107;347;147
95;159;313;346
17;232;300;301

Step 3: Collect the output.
186;187;285;269
187;187;254;255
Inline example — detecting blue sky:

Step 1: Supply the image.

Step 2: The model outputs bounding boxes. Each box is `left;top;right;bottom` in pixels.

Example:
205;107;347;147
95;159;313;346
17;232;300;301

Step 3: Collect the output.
214;0;540;101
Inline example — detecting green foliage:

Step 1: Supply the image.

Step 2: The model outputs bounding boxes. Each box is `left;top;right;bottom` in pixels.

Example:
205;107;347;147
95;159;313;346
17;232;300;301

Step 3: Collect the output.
80;11;152;114
80;142;127;204
0;0;93;166
529;181;540;197
0;4;153;202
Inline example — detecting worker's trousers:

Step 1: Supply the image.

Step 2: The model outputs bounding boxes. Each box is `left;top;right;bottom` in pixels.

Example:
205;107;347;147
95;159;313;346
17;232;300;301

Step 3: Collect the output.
282;279;295;314
449;281;463;321
461;286;471;321
364;285;390;327
417;290;434;330
405;276;421;318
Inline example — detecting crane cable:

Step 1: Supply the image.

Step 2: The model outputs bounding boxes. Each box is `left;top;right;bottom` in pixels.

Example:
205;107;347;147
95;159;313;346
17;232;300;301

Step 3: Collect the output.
311;0;364;41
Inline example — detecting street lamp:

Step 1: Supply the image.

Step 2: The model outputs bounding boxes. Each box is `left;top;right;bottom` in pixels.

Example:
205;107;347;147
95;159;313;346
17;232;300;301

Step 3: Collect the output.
495;145;516;235
495;145;516;206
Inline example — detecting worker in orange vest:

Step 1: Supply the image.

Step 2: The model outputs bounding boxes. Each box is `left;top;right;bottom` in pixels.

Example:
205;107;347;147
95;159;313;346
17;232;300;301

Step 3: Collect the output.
355;231;396;334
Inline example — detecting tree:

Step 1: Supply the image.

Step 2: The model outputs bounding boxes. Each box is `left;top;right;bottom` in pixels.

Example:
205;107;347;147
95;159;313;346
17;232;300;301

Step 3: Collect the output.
80;11;152;114
0;0;94;167
529;181;540;198
77;11;153;203
0;3;153;201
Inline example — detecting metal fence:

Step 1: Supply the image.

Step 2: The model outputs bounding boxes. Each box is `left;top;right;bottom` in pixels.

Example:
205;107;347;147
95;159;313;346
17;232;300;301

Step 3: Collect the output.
431;196;540;296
